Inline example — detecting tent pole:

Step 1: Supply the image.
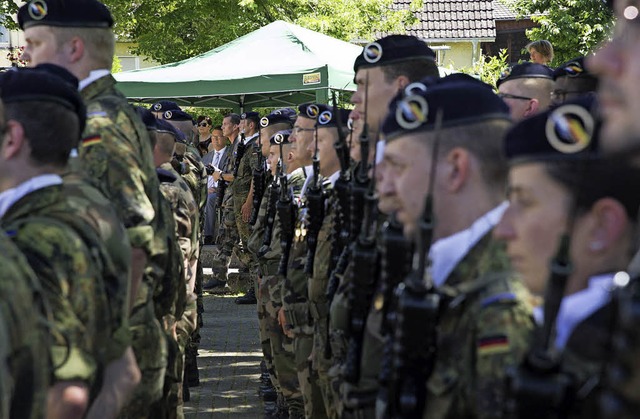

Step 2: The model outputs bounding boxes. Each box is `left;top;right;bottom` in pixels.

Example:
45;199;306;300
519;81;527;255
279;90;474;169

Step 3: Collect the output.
315;88;329;105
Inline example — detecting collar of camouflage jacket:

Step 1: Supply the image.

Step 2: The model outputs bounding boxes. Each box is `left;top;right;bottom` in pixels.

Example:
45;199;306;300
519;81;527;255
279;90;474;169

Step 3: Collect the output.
0;175;63;219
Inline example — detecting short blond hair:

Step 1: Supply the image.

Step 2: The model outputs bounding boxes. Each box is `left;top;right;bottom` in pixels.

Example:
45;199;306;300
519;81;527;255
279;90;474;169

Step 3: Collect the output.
51;26;115;69
526;40;554;63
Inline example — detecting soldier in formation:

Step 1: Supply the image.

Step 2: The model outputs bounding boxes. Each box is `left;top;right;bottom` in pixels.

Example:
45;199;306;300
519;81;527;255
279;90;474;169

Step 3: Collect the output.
5;0;640;418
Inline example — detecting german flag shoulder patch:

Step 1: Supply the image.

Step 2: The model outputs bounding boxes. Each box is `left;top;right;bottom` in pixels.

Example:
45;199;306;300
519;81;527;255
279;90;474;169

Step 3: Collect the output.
477;335;510;356
82;135;102;147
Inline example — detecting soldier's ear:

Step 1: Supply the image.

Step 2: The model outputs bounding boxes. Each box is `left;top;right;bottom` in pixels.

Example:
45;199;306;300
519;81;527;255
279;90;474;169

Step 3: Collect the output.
443;147;470;193
585;197;629;254
1;120;27;160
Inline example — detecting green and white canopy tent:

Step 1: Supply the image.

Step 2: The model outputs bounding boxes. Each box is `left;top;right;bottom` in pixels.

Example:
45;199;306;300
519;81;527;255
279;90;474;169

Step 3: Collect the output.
114;20;362;111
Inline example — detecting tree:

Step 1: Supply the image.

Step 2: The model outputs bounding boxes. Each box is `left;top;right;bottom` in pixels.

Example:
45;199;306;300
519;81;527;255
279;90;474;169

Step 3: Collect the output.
102;0;416;64
511;0;614;66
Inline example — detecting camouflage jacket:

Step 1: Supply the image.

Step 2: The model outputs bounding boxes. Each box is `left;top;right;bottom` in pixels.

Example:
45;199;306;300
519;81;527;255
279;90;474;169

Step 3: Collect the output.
58;172;133;363
1;185;110;385
78;75;169;312
0;233;50;419
309;182;336;320
234;136;259;200
423;232;534;419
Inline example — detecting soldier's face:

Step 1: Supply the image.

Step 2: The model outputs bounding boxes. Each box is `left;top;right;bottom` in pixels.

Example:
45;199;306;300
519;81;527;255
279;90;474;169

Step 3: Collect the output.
268;146;280;176
22;26;66;68
351;67;401;133
221;117;238;138
290;117;314;165
381;135;433;237
494;163;573;296
588;1;640;155
498;80;534;122
309;128;340;178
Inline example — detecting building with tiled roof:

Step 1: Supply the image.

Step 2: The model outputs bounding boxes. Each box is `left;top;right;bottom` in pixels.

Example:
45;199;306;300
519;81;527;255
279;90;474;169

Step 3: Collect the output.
389;0;534;69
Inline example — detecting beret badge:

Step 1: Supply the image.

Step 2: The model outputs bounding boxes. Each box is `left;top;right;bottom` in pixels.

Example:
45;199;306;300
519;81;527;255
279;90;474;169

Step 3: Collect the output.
564;61;584;77
153;103;162;111
164;110;173;119
274;133;285;144
318;110;332;125
363;41;383;64
306;104;320;119
545;104;594;154
28;0;48;20
396;95;428;130
260;116;269;128
499;67;512;81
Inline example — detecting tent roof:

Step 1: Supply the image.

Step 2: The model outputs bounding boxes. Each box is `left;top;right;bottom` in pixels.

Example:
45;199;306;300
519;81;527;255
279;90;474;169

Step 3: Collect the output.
114;20;362;109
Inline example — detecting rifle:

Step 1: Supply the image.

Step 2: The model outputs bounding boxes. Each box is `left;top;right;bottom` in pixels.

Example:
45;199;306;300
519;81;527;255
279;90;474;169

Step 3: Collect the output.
276;136;295;276
304;122;325;275
232;132;247;177
250;128;266;225
343;163;379;384
383;109;443;419
326;92;352;303
257;165;281;258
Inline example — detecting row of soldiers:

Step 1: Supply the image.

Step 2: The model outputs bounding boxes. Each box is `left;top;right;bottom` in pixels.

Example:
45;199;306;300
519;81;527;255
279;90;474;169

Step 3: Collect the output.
4;1;640;419
0;0;212;418
228;5;640;419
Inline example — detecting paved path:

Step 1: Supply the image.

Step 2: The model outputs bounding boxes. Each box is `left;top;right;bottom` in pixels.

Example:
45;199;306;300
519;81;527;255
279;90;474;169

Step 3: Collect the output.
184;292;264;418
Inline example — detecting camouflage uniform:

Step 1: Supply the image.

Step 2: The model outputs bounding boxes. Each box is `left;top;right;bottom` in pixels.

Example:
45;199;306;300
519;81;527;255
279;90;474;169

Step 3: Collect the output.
156;163;199;419
0;233;50;419
60;173;133;365
249;168;308;417
309;181;338;418
233;135;260;274
282;171;327;419
210;137;242;280
419;233;533;419
77;75;168;416
1;183;109;392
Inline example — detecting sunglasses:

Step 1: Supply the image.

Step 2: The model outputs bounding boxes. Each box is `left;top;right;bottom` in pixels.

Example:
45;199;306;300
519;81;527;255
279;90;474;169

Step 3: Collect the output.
198;122;210;127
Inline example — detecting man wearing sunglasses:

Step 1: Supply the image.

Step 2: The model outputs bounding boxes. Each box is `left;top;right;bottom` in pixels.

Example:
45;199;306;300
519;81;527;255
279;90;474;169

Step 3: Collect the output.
496;62;554;121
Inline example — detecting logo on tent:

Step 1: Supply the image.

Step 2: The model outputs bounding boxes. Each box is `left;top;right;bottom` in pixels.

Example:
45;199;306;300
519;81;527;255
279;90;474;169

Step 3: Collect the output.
303;72;321;85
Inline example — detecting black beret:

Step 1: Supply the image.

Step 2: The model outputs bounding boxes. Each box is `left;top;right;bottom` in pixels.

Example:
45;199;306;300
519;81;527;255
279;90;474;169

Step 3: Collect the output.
382;73;510;141
0;64;86;132
269;130;292;146
260;108;296;128
496;62;554;88
298;103;319;120
134;106;157;131
353;35;436;73
151;101;180;113
163;109;193;122
18;0;114;30
553;57;596;81
155;118;187;144
241;111;260;120
504;96;600;163
313;105;350;129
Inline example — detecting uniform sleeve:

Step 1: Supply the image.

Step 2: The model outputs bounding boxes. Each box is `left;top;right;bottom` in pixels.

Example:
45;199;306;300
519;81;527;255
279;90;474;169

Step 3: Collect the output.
80;112;156;254
472;294;534;419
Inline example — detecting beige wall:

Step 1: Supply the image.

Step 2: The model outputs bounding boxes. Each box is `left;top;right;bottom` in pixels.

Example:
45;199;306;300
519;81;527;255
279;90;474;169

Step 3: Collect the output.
429;41;480;71
115;42;158;72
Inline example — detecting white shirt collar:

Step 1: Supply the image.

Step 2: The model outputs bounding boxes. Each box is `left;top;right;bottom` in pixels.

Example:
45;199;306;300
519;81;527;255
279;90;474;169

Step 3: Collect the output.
428;201;508;287
533;273;614;350
0;174;63;218
328;170;340;187
244;132;259;144
79;69;111;91
300;165;315;197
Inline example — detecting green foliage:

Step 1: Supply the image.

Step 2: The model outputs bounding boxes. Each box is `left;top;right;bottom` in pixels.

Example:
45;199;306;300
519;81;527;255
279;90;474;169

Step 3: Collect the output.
511;0;614;65
102;0;410;64
111;55;122;73
457;49;510;88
